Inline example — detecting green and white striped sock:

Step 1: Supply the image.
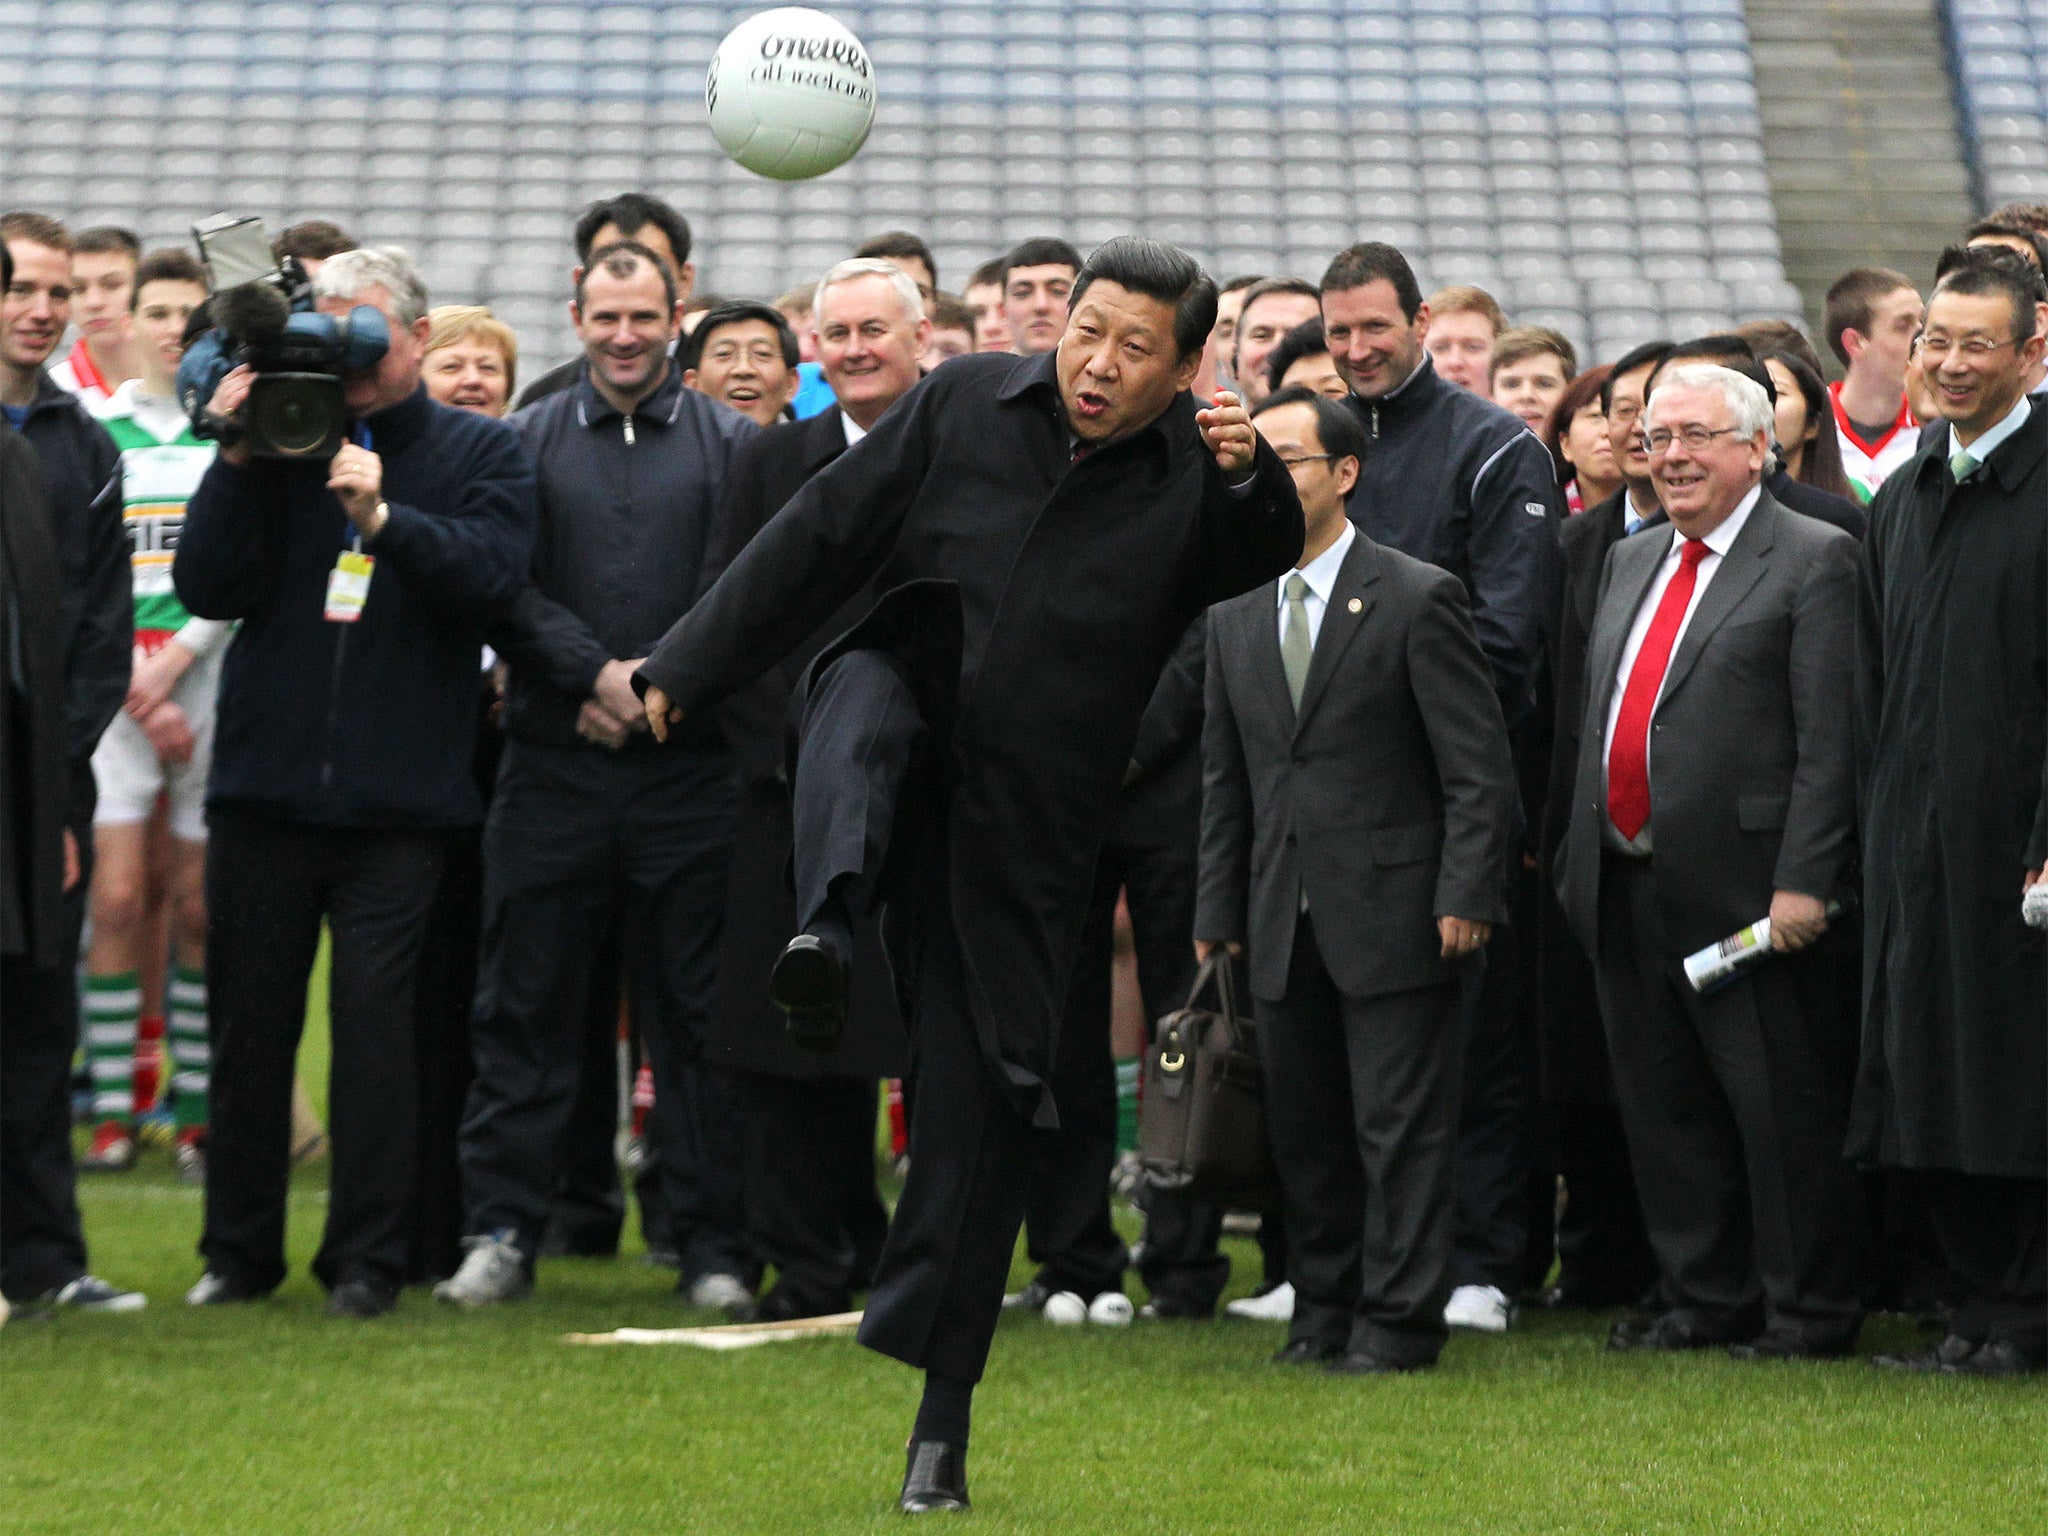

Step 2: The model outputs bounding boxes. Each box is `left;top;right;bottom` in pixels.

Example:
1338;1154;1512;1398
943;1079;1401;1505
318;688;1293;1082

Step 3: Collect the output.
168;966;211;1134
83;972;140;1125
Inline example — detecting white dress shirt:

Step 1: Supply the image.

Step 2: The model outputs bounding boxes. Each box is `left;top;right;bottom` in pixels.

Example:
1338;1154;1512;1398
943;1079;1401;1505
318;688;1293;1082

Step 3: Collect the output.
1276;518;1357;650
841;411;868;448
1601;483;1761;817
1948;394;2031;474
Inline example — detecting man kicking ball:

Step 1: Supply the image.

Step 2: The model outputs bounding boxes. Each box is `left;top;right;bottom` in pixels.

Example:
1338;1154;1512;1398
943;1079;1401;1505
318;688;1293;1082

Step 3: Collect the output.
638;238;1302;1513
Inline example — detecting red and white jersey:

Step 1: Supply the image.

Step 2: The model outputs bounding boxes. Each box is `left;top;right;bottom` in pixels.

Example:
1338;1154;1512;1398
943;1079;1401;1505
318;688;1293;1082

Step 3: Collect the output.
1829;381;1918;504
48;337;116;406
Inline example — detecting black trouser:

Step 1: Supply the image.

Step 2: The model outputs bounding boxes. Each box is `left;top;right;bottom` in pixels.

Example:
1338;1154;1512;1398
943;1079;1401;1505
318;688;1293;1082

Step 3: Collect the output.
1549;1101;1657;1305
1258;914;1461;1367
544;921;628;1257
406;822;482;1284
1595;854;1865;1344
1902;1169;2046;1357
741;1070;888;1311
202;808;446;1294
792;649;1034;1381
1019;860;1130;1299
1449;850;1535;1293
460;741;742;1285
0;836;91;1302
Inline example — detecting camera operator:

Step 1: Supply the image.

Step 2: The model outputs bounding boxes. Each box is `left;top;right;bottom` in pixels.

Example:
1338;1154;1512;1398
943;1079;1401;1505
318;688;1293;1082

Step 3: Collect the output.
172;246;536;1320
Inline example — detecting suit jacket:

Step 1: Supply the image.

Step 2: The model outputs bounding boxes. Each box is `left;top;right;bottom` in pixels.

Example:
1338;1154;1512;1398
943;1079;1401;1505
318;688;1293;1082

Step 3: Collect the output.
1197;529;1517;1004
1556;489;1860;959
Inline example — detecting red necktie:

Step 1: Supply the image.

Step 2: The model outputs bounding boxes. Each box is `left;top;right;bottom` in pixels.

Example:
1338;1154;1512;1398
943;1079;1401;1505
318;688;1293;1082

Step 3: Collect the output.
1607;538;1711;841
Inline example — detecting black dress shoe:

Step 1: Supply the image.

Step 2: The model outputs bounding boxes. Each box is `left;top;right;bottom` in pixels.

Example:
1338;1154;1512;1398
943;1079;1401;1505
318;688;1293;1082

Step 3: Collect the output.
1728;1328;1858;1362
732;1286;846;1326
1326;1347;1430;1376
1872;1332;1981;1373
1948;1337;2045;1378
768;934;847;1051
326;1280;398;1319
899;1440;969;1514
1270;1337;1344;1366
1607;1312;1747;1353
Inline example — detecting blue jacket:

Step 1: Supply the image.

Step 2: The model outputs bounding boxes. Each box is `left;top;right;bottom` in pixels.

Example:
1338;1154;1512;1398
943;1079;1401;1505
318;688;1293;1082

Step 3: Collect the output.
174;385;535;828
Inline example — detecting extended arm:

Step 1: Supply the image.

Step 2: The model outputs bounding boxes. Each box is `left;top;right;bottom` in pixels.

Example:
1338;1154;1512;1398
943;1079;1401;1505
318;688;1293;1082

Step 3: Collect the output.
363;430;536;625
1186;435;1305;612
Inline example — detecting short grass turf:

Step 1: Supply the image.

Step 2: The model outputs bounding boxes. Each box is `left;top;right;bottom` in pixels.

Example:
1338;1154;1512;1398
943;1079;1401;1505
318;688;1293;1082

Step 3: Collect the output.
5;972;2043;1533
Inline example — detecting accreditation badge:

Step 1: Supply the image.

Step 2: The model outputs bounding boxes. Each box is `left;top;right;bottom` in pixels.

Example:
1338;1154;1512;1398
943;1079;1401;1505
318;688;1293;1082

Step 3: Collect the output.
324;549;375;623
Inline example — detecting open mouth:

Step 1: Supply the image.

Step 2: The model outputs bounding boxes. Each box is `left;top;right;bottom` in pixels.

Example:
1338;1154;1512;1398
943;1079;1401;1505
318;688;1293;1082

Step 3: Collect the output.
725;385;762;402
1073;390;1110;418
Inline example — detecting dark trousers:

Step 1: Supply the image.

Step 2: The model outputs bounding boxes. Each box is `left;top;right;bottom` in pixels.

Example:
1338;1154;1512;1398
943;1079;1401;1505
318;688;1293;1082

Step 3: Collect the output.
0;853;90;1301
1906;1169;2047;1356
1595;855;1865;1343
1449;854;1535;1292
792;649;1033;1381
1549;1100;1657;1305
460;741;742;1284
741;1070;888;1310
202;808;445;1293
1258;914;1461;1366
1020;860;1130;1299
405;823;482;1284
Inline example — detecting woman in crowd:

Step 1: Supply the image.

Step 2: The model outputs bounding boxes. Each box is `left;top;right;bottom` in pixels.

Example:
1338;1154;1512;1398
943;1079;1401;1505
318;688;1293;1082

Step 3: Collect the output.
1542;364;1619;514
1749;343;1856;500
422;305;518;418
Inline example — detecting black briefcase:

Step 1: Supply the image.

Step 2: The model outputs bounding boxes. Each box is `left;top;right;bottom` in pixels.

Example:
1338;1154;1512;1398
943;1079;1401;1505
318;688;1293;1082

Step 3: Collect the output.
1138;953;1278;1207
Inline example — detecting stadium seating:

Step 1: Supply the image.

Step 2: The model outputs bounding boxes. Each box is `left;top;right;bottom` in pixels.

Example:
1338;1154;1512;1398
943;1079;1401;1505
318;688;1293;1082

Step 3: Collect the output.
1944;0;2048;211
0;0;1807;378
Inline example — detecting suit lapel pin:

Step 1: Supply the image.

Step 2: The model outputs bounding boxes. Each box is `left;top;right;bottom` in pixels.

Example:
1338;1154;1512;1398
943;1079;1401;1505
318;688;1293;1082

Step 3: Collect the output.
1347;597;1363;613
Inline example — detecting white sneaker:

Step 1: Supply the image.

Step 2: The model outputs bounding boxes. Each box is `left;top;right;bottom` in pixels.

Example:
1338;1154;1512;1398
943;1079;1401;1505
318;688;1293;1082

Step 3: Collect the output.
52;1275;146;1313
433;1232;531;1308
1225;1282;1295;1322
686;1272;753;1311
1087;1292;1134;1326
1444;1283;1513;1333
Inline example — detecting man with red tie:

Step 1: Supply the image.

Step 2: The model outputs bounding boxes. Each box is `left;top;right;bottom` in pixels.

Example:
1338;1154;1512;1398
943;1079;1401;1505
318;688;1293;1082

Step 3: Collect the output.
1555;364;1867;1361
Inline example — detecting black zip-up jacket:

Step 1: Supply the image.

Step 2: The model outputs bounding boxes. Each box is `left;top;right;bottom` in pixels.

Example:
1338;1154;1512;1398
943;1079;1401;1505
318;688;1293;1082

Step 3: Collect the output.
493;364;757;751
10;372;128;810
1343;355;1562;726
173;385;535;828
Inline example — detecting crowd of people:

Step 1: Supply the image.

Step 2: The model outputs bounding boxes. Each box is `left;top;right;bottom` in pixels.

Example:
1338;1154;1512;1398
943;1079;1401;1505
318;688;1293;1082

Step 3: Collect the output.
3;177;2046;1500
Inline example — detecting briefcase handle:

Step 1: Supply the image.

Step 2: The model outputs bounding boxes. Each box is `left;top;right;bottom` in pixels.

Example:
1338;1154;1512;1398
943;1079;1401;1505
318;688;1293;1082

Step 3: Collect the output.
1180;950;1251;1052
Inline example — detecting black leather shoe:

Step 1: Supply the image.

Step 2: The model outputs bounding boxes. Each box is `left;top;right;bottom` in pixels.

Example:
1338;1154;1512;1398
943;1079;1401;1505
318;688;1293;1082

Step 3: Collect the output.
1270;1337;1344;1366
1607;1312;1747;1353
768;934;846;1051
1728;1328;1858;1362
899;1440;969;1514
1872;1332;1981;1373
326;1280;398;1319
1326;1347;1429;1376
1948;1338;2045;1378
732;1286;846;1326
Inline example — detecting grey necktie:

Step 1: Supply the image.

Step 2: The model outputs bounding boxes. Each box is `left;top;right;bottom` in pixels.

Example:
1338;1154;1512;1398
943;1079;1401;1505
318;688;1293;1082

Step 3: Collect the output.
1282;572;1313;711
1950;450;1978;483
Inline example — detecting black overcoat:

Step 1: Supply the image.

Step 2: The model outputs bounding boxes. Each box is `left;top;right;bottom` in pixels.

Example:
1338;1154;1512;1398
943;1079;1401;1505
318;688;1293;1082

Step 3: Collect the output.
639;350;1304;1127
0;423;71;968
1850;407;2048;1179
699;404;909;1080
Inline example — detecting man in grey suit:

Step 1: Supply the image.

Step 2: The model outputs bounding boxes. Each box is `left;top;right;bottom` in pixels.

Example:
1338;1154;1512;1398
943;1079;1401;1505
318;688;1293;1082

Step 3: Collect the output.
1557;364;1866;1359
1197;387;1516;1374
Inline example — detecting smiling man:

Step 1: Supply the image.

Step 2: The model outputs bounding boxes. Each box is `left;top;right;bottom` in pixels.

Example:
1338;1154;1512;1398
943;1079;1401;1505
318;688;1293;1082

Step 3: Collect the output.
684;300;799;427
637;237;1302;1514
50;227;141;405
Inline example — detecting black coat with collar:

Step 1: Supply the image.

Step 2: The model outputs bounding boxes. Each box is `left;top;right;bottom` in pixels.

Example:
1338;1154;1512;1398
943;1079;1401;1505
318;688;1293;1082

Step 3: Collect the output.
1850;406;2048;1177
697;403;911;1081
639;349;1303;1126
1197;528;1516;1004
1556;489;1862;960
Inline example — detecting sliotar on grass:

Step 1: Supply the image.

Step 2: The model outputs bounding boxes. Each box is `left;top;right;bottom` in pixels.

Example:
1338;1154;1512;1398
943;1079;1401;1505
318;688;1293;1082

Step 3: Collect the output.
5;1147;2044;1536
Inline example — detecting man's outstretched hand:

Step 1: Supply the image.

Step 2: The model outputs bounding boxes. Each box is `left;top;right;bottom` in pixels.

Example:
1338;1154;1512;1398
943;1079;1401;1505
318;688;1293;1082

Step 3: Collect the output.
1196;390;1256;476
643;680;681;743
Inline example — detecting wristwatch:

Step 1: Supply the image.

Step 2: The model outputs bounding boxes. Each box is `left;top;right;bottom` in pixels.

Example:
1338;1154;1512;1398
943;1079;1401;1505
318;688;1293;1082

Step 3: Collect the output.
368;500;390;539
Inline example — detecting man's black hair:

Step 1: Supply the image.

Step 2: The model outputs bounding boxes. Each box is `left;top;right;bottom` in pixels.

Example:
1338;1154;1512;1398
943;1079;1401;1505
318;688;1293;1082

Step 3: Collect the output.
1966;215;2048;272
684;299;799;371
1264;317;1328;395
576;240;679;312
1654;334;1776;406
997;237;1083;291
1220;272;1267;295
1;241;11;297
1932;243;2047;340
1599;339;1674;411
856;230;938;288
1319;242;1424;321
574;193;693;268
968;256;1005;289
1068;236;1217;361
1253;384;1371;469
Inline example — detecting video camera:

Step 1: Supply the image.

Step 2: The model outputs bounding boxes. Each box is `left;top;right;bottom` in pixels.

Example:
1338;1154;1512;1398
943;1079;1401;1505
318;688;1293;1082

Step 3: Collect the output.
175;214;389;460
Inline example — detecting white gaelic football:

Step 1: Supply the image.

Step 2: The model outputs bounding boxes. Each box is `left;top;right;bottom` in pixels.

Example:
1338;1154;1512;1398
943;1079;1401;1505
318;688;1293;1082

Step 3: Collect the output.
705;8;877;181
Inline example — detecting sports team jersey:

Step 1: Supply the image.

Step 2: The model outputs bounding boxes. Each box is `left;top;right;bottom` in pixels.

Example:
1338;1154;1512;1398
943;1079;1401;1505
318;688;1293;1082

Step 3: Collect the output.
95;379;217;645
1829;381;1919;504
50;336;118;406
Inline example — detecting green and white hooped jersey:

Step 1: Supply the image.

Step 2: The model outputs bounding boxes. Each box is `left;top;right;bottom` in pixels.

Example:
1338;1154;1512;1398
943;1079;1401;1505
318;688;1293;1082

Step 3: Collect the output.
96;380;217;643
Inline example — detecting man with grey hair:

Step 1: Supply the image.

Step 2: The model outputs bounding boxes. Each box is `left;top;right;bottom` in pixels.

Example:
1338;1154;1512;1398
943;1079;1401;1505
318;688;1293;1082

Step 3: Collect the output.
173;242;537;1319
694;255;926;1324
1556;362;1867;1360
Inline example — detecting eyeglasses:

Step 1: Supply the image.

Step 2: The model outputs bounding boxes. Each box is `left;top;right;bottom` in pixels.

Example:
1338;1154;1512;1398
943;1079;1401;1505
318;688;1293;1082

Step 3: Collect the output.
1276;452;1338;469
1913;333;2016;361
701;340;784;367
1638;426;1745;456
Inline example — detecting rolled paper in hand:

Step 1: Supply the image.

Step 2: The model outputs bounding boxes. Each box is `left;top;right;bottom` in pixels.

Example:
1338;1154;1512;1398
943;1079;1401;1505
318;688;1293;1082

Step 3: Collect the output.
2023;882;2048;930
1683;919;1774;994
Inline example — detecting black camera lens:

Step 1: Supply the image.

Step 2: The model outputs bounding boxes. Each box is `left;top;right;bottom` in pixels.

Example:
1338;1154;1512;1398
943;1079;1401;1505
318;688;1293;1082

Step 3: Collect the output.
247;374;345;459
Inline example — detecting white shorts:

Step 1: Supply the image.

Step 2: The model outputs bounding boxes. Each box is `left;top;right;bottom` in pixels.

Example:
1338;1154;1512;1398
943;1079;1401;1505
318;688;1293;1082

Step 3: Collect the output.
91;650;219;842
